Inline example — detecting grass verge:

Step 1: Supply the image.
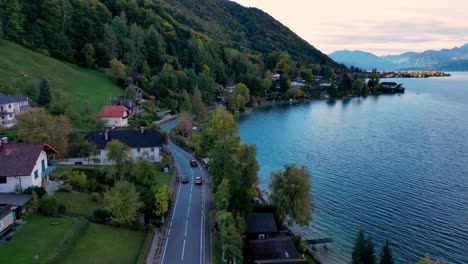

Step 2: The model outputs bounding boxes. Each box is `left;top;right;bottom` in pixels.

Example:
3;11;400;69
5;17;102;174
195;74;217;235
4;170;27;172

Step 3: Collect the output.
54;192;104;217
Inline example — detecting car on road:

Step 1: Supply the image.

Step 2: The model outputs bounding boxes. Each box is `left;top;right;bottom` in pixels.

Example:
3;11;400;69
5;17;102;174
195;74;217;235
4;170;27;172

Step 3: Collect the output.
181;173;189;183
190;159;198;167
194;176;202;185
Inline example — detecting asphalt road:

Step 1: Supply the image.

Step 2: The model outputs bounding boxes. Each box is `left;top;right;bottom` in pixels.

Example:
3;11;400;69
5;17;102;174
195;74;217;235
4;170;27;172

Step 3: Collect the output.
160;119;211;264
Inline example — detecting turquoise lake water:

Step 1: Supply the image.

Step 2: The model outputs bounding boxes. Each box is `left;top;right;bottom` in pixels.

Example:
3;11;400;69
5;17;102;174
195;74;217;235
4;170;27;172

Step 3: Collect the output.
238;72;468;264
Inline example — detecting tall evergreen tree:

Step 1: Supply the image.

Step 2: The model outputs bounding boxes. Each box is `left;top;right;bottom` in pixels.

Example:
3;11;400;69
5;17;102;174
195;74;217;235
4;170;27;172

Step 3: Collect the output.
380;240;394;264
39;77;51;105
364;235;376;264
352;228;376;264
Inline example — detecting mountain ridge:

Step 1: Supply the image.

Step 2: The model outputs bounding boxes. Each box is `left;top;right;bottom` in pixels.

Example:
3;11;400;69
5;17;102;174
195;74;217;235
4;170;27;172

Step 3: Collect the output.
330;44;468;71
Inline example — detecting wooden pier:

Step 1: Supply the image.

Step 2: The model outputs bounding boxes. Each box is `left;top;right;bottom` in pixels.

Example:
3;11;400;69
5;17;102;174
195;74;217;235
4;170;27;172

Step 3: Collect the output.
305;238;334;249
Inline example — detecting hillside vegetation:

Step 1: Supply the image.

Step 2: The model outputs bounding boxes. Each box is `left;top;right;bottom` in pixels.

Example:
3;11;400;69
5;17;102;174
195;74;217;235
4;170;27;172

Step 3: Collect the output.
0;39;121;115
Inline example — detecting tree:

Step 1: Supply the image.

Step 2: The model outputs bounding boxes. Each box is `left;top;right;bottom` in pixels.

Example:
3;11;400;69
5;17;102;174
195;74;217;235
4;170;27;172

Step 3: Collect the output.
201;106;239;153
417;255;446;264
132;158;156;186
104;181;142;226
106;59;126;82
16;109;72;156
216;211;243;264
81;43;96;68
269;164;315;226
352;228;376;264
68;170;88;191
106;140;131;179
191;87;206;121
215;178;230;211
176;113;193;137
380;240;394;264
153;186;170;222
124;85;138;100
39;77;51;105
39;194;59;217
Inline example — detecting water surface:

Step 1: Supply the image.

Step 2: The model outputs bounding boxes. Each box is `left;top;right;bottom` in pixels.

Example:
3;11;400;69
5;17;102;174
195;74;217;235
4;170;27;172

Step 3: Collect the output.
238;73;468;263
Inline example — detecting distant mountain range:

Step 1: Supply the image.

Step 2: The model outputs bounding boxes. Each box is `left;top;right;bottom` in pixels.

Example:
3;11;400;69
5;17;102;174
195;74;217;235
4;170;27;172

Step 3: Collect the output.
329;44;468;71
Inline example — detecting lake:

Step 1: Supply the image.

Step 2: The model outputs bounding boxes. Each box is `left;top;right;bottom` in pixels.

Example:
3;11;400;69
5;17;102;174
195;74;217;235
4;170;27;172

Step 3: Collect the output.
238;72;468;263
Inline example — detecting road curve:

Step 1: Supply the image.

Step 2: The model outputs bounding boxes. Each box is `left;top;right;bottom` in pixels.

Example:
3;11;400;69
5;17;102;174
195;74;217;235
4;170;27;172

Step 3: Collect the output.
160;119;211;264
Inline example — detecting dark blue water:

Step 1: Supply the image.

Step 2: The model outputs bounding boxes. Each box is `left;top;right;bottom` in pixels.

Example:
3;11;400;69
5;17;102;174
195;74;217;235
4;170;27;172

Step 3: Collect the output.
238;72;468;264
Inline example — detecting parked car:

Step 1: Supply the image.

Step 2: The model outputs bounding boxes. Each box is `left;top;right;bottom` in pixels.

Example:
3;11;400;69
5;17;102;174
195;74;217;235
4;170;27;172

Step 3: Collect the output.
190;159;198;167
181;173;189;183
194;176;202;185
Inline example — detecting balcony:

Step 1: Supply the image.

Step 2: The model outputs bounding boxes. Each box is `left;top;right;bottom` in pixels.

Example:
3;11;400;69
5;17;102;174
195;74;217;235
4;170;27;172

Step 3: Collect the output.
42;161;59;179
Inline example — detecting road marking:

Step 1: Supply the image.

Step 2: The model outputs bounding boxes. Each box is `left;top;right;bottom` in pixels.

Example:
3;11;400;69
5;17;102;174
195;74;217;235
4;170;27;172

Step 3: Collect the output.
185;220;189;237
182;239;186;261
187;204;191;217
200;182;205;264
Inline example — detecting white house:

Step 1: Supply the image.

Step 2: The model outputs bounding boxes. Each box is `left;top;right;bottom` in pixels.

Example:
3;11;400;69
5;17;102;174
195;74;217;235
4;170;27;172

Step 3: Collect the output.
0;139;58;193
84;129;164;165
0;93;29;128
98;105;129;127
0;204;14;236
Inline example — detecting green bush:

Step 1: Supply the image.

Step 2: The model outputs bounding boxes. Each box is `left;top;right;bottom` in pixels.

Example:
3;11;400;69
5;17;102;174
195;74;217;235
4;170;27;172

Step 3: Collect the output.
58;203;66;214
90;192;101;202
23;186;47;198
68;170;88;191
40;195;59;216
43;218;90;264
93;208;110;223
59;183;73;192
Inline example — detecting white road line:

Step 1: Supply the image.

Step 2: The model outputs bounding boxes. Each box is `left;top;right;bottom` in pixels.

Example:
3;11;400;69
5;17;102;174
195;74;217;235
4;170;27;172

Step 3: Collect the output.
181;239;186;261
200;183;205;264
161;172;182;264
185;220;189;237
187;204;191;217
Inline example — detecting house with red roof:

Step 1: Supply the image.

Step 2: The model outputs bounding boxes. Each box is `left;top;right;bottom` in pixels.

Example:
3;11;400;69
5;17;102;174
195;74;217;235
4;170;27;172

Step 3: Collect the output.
0;138;59;193
98;105;129;127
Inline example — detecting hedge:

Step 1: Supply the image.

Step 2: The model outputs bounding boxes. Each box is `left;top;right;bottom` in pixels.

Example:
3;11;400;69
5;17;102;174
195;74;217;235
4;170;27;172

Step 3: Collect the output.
43;218;90;264
136;227;157;264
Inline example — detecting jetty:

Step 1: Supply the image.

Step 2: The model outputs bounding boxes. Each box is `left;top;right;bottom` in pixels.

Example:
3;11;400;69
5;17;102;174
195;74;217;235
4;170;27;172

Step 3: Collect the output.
305;238;334;249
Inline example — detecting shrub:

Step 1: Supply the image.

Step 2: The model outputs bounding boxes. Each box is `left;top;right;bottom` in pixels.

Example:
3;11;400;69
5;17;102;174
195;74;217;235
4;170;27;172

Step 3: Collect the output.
59;184;72;192
68;170;88;191
23;186;47;198
90;192;101;202
58;203;66;214
40;195;59;216
93;207;110;223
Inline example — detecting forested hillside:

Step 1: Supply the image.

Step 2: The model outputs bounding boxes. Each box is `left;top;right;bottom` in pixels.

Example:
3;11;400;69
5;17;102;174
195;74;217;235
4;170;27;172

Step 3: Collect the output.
0;0;343;114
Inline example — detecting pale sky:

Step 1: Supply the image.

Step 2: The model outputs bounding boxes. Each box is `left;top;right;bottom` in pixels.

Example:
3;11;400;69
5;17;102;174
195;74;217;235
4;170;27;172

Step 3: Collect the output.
232;0;468;56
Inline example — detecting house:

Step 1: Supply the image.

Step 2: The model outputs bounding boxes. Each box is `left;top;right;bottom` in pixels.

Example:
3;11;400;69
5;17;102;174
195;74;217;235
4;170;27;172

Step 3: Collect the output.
380;82;398;88
0;139;59;193
133;86;143;102
0;93;29;128
0;193;32;230
291;81;305;87
0;204;13;236
85;129;164;165
98;105;129;127
272;73;281;80
319;82;332;87
226;85;236;94
111;97;141;115
246;213;278;240
247;237;307;264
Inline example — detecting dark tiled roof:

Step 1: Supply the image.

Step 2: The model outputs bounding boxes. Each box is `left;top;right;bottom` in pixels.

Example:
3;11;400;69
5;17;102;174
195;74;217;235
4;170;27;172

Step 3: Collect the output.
0;194;32;206
247;213;278;233
0;93;16;105
248;237;305;262
86;129;163;150
9;95;28;102
0;143;58;177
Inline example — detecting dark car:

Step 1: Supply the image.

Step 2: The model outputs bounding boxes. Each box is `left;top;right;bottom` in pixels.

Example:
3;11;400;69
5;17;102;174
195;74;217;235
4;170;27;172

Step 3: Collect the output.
181;173;189;183
190;159;198;167
194;176;202;185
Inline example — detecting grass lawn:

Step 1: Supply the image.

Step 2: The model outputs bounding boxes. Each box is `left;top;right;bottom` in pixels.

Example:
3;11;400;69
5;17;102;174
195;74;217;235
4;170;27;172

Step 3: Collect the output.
0;39;121;117
63;223;145;264
54;192;104;216
154;171;172;189
0;214;79;263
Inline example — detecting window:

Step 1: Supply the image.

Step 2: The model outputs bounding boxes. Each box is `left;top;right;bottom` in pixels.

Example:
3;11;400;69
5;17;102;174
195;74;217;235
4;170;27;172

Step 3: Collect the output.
34;170;39;179
0;177;6;184
151;148;154;152
41;159;46;172
137;148;141;153
94;150;101;155
8;104;12;109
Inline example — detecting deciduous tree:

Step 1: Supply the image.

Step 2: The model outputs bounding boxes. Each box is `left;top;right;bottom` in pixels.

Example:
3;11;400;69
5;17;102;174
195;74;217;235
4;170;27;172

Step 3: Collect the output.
104;181;142;226
106;59;126;82
81;43;96;68
269;164;315;226
216;211;243;264
154;186;170;222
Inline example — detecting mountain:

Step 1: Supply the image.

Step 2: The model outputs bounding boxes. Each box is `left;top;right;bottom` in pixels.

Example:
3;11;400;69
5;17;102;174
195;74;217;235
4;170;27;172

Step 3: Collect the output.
330;44;468;71
160;0;336;66
329;50;397;70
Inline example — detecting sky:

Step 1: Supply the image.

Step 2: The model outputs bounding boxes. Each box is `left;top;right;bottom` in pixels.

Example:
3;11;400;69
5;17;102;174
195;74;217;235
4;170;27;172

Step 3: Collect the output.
232;0;468;56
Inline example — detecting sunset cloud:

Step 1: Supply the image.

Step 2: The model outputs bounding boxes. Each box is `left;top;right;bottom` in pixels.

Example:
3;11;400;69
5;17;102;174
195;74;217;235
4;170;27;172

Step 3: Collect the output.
232;0;468;55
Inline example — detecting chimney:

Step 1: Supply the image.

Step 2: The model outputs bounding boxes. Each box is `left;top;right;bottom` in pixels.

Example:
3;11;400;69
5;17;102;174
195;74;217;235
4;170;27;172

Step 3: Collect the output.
104;130;109;141
140;126;144;134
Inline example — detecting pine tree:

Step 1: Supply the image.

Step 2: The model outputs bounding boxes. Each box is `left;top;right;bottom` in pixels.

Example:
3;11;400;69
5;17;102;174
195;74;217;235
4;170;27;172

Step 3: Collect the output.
380;240;395;264
352;229;367;264
39;77;51;105
364;235;376;264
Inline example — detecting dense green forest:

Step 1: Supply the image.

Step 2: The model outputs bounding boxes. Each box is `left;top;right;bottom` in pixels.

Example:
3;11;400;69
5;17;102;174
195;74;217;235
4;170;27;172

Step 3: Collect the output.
0;0;345;114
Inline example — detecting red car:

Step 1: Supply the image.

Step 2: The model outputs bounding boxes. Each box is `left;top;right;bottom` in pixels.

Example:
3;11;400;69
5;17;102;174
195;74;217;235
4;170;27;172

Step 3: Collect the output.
190;159;198;167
